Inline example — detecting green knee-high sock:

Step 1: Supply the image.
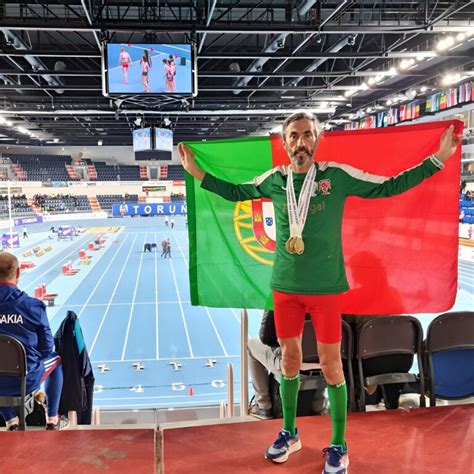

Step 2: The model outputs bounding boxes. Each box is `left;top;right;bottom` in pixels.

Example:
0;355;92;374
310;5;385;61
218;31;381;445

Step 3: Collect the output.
280;374;300;436
327;380;347;448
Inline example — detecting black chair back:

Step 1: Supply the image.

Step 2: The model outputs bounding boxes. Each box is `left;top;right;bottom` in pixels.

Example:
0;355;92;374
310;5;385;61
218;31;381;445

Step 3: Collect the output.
300;318;355;411
356;315;425;411
0;334;27;376
0;334;33;430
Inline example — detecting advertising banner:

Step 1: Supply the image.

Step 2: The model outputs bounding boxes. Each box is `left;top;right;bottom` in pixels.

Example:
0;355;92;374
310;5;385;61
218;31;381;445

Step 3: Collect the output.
2;232;20;248
14;216;43;226
112;201;186;217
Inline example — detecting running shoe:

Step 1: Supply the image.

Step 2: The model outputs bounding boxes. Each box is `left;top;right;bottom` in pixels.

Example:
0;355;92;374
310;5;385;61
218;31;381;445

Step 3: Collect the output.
322;445;349;474
265;429;302;463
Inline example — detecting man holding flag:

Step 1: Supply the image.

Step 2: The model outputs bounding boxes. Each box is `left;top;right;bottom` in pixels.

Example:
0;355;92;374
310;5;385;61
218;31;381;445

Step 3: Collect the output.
179;112;460;474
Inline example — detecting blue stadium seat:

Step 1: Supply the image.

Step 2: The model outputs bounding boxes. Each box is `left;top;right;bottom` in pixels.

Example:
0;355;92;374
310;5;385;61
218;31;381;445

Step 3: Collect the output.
425;311;474;407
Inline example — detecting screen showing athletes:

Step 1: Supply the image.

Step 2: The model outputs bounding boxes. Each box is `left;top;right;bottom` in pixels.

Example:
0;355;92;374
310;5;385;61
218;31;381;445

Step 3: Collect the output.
132;128;152;152
155;128;173;152
106;43;193;94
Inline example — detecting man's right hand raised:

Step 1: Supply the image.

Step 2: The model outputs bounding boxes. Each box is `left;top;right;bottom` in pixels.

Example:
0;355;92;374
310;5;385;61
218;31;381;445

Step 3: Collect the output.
178;143;206;181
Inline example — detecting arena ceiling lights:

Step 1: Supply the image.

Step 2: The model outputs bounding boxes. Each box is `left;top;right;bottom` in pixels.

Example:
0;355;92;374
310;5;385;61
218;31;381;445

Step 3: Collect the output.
0;1;471;145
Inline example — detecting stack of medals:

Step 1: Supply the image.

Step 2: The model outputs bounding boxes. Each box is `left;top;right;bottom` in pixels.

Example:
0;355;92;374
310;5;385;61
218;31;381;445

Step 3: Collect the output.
285;164;316;255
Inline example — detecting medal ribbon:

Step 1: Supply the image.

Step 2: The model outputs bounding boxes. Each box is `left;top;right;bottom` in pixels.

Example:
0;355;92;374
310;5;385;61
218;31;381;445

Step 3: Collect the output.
286;164;316;239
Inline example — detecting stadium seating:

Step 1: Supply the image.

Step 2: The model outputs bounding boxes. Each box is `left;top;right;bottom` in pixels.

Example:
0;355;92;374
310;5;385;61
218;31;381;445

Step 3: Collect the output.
5;154;77;182
116;165;142;181
93;162;145;181
166;165;185;180
459;193;474;224
97;194;139;212
93;162;119;181
0;195;35;218
424;311;474;406
33;194;92;214
170;193;185;202
355;315;426;411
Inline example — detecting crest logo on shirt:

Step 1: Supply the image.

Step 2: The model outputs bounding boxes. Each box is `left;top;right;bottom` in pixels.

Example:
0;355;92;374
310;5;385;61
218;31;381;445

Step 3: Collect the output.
233;198;275;266
318;179;332;195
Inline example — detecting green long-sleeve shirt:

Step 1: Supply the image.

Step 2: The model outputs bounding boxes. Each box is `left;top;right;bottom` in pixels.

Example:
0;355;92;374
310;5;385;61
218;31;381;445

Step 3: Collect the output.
201;155;444;295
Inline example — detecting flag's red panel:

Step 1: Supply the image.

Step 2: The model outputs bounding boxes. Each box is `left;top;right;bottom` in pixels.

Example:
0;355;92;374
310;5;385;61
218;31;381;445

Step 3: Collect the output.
272;121;461;313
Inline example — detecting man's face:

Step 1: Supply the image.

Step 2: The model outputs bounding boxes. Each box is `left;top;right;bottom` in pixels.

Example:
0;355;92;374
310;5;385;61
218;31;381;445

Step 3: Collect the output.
283;118;319;168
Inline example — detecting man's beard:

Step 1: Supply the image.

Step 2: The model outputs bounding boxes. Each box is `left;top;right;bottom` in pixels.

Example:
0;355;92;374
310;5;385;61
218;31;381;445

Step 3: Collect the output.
290;147;314;167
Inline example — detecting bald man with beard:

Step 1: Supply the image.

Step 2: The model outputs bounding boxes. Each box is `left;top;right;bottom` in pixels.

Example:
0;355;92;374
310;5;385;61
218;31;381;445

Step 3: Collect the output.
0;252;68;430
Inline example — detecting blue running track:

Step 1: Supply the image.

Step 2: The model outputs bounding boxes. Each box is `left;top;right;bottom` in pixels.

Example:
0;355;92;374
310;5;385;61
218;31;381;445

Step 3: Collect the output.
13;217;474;409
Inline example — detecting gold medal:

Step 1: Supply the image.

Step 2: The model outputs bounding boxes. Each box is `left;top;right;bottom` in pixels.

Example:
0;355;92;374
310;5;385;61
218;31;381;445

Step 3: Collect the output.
286;236;296;254
294;237;305;255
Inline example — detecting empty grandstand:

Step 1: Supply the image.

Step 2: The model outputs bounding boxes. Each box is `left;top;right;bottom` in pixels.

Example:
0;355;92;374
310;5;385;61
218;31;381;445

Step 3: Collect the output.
6;154;77;182
167;165;185;180
91;162;146;181
0;154;154;182
97;194;139;212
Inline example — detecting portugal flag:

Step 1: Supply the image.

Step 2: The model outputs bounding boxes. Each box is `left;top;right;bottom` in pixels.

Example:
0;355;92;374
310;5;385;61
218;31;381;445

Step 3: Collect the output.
185;120;462;314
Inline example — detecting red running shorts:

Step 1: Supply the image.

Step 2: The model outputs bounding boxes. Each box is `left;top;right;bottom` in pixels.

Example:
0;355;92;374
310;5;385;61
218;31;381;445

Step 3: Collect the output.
273;290;342;344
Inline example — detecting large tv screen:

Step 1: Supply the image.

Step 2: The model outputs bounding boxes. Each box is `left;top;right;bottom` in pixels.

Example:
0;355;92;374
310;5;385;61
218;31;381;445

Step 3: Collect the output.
133;127;152;152
106;43;193;94
155;128;173;152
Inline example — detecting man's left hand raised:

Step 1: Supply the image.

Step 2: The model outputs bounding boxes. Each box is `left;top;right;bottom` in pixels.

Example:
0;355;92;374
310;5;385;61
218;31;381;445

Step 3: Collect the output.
435;124;462;163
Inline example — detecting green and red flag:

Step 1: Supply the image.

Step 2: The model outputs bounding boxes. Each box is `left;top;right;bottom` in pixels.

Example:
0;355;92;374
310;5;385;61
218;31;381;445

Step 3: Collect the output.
185;120;462;313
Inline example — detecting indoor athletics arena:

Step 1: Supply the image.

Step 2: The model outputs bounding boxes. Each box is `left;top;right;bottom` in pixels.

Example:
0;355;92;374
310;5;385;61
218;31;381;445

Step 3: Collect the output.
0;1;473;473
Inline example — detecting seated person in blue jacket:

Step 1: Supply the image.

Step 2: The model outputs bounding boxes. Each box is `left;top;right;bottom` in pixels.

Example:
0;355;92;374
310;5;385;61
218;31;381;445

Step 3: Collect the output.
0;252;68;430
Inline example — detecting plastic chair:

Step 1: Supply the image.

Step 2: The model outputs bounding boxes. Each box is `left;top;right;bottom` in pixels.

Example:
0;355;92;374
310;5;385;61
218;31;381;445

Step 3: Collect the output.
425;311;474;407
0;335;35;430
356;315;425;411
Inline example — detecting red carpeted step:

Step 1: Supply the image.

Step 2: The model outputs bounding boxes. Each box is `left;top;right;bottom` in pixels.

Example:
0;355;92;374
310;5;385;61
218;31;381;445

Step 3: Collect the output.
0;428;156;473
162;404;473;474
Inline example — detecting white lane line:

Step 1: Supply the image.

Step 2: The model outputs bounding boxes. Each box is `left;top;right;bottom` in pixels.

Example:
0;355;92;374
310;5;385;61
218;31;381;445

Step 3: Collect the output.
121;233;148;360
459;289;474;300
230;308;242;324
66;300;190;306
89;233;139;356
76;233;130;318
94;393;229;402
173;229;229;357
154;231;160;359
92;354;239;363
175;229;240;324
94;398;231;411
48;232;128;322
167;242;194;358
119;231;184;235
